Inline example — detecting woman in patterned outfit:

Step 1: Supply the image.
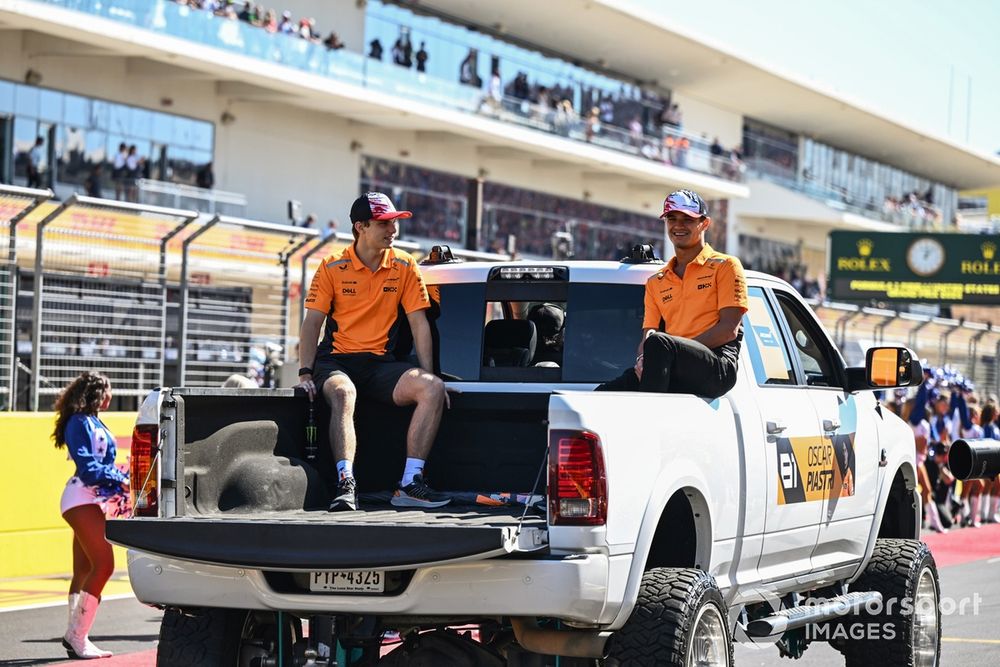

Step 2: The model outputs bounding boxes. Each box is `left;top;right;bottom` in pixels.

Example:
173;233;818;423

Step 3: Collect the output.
53;371;128;660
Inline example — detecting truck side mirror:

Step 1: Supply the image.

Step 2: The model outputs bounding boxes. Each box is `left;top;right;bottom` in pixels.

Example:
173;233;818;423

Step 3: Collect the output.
865;346;920;388
846;346;922;392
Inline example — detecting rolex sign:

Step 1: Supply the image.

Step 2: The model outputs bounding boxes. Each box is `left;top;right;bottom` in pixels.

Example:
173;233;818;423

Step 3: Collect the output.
828;231;1000;304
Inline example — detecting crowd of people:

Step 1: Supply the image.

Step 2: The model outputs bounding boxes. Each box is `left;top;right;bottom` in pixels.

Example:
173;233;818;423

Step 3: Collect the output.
882;191;944;229
171;0;347;50
885;365;1000;534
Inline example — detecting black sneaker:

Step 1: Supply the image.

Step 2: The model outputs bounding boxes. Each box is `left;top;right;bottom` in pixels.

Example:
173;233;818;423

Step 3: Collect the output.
391;474;451;508
328;477;357;512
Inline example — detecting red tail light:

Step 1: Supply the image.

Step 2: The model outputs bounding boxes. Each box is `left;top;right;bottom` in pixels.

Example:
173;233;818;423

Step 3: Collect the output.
130;424;159;517
548;430;607;526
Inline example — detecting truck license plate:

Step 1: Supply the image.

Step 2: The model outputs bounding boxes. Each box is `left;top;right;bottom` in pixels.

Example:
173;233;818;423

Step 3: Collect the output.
309;570;385;593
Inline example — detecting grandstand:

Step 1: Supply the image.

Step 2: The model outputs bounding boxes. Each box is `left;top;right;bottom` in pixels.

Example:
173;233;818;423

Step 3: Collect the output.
1;0;999;407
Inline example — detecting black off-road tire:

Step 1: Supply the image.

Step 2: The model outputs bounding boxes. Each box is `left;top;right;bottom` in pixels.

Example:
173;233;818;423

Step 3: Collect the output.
157;608;230;667
840;539;941;667
157;607;298;667
604;568;733;667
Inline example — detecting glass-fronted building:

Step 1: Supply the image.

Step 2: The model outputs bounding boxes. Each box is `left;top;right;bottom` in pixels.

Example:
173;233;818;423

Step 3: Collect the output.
0;78;214;197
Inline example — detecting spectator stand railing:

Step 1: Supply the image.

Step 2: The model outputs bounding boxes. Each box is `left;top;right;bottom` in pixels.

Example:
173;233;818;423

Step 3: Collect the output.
29;194;199;411
137;178;248;217
296;233;421;333
178;215;317;388
0;185;53;410
812;302;1000;398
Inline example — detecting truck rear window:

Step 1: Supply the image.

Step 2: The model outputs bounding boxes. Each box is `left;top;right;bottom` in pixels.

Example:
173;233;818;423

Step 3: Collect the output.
432;283;644;383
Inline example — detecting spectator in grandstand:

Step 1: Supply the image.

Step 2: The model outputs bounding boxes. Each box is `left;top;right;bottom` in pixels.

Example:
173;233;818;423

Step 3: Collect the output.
596;189;747;397
302;213;317;229
322;219;338;239
298;17;319;42
261;8;278;32
415;41;429;73
369;37;384;61
662;103;683;131
584;106;601;142
710;137;725;176
83;165;103;198
296;192;451;512
196;162;215;190
459;48;481;87
52;372;128;659
629;116;644;149
391;28;413;68
26;136;44;189
324;30;345;50
124;144;141;203
237;2;256;24
112;142;128;200
277;10;294;34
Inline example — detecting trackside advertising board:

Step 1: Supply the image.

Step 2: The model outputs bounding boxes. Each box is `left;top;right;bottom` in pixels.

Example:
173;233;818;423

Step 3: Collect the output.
828;231;1000;304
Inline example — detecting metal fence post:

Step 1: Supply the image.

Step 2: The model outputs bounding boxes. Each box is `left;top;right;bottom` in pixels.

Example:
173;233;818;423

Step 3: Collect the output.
1;186;52;409
30;195;76;411
179;215;220;387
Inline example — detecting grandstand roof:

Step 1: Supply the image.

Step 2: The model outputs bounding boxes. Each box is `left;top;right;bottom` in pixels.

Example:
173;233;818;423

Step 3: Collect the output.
414;0;1000;189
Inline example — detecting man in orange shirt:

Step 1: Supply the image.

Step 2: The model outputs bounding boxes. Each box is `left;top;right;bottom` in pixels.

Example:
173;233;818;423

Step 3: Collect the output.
597;189;748;397
297;193;450;511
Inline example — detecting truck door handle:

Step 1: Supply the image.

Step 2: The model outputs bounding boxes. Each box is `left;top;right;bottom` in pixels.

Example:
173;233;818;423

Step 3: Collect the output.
823;419;841;432
766;420;787;435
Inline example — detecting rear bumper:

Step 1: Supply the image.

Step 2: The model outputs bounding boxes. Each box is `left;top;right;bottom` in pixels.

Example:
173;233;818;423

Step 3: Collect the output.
126;551;622;625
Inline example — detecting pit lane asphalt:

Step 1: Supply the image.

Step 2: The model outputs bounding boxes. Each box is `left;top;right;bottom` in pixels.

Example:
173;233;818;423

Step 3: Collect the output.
2;552;998;665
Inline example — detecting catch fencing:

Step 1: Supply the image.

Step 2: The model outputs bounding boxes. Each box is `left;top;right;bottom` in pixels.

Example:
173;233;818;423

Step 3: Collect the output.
28;194;199;410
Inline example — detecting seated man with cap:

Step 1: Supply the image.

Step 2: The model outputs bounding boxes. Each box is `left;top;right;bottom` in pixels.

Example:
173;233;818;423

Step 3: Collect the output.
297;192;451;511
597;189;748;398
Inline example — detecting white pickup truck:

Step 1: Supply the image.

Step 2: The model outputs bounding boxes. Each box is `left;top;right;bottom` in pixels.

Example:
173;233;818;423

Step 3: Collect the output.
110;249;937;667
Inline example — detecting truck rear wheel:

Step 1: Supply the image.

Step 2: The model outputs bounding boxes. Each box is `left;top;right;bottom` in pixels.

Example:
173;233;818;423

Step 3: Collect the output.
157;607;298;667
604;568;733;667
840;539;941;667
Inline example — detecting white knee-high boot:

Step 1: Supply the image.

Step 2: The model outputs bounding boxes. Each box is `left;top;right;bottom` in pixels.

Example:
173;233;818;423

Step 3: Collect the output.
62;591;112;659
925;501;947;533
66;592;79;636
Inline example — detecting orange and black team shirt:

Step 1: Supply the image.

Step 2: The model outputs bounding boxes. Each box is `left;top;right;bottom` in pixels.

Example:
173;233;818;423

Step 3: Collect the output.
642;243;748;341
305;244;430;356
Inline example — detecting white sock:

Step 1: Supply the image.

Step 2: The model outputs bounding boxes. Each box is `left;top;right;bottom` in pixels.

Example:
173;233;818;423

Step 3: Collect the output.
336;460;353;481
982;494;993;522
401;458;425;487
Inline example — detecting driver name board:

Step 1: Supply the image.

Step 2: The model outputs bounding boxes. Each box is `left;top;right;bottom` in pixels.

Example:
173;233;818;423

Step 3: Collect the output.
828;231;1000;304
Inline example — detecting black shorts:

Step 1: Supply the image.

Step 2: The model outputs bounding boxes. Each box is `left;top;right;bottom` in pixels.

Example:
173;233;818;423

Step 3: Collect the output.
313;353;415;405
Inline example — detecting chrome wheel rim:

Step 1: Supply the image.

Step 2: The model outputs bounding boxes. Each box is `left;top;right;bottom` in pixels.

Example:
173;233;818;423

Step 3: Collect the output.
913;566;939;667
687;603;730;667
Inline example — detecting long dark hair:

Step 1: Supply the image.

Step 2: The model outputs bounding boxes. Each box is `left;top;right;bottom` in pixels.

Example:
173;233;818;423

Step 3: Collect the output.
52;371;110;448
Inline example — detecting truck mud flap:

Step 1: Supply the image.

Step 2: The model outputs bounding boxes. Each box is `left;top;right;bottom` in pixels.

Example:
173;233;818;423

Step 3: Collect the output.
106;518;545;570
